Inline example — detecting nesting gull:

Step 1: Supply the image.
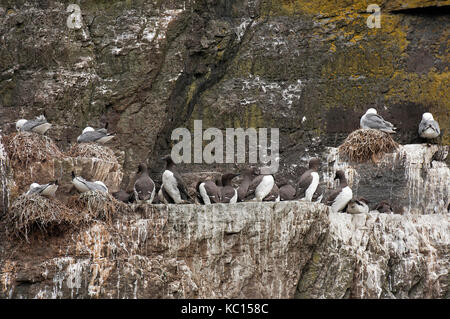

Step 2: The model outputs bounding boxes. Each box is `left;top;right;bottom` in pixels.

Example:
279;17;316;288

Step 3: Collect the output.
26;181;58;197
360;108;396;133
16;115;52;134
71;171;108;193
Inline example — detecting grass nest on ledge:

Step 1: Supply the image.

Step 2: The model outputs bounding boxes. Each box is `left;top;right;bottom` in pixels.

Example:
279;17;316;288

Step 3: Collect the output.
2;132;63;168
66;143;118;164
338;129;399;163
68;191;130;224
5;194;83;242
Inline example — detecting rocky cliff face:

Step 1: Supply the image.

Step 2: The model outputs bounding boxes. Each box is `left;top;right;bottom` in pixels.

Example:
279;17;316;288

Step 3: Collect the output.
0;0;449;299
1;0;448;186
0;202;448;299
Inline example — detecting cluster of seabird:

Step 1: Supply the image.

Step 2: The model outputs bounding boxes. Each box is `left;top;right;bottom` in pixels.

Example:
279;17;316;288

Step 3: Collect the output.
17;108;442;215
17;115;115;198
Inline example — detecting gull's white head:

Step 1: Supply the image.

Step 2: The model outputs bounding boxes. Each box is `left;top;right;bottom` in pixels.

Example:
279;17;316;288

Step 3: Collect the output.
422;112;434;121
29;183;40;189
16;119;27;131
366;108;377;115
82;126;95;134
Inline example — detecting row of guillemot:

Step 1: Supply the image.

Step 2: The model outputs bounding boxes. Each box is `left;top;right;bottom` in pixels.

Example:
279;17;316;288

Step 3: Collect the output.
18;108;441;214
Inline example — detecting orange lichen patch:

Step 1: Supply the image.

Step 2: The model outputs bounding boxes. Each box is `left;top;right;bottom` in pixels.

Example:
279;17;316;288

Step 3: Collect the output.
2;132;63;168
66;143;118;164
339;129;399;163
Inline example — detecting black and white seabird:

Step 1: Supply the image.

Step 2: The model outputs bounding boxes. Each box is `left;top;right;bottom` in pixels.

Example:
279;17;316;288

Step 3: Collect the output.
196;179;221;205
360;108;396;133
161;155;192;204
77;125;115;144
418;112;440;140
237;168;258;202
133;163;155;204
71;171;108;193
325;170;353;213
219;173;239;204
244;168;275;202
263;183;280;202
26;180;58;197
16;115;52;134
346;197;369;214
296;158;320;201
157;183;175;204
375;201;394;214
277;181;296;201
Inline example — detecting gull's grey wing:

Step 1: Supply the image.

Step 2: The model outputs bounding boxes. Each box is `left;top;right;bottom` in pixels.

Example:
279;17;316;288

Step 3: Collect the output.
77;131;107;143
20;118;48;131
84;180;107;192
361;113;396;131
26;184;48;195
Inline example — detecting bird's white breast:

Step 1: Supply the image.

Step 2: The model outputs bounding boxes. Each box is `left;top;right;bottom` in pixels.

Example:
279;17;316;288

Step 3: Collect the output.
255;175;274;201
229;189;238;204
199;182;211;205
331;186;353;213
162;170;182;203
305;172;319;202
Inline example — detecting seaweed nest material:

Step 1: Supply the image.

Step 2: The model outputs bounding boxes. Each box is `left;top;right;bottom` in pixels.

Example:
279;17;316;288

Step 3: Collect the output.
2;132;63;168
68;191;129;223
5;194;82;241
338;129;399;163
66;143;118;164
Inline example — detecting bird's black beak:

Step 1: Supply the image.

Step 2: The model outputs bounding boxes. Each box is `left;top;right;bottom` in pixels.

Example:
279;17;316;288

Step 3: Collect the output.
71;171;75;179
53;180;59;185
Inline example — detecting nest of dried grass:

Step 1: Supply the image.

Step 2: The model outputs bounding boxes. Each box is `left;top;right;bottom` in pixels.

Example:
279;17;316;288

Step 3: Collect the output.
338;129;399;163
5;194;82;242
66;143;118;164
2;132;63;168
68;191;129;223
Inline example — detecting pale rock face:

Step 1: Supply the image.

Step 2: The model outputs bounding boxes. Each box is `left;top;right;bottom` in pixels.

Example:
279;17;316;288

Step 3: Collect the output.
0;202;448;299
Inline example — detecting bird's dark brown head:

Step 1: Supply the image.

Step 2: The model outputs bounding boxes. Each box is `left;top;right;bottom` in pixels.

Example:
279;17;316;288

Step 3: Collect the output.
309;158;321;170
137;163;148;174
334;170;347;184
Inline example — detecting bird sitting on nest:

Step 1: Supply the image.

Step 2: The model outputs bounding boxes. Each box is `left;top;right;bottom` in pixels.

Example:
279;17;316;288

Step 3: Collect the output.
16;115;52;135
26;180;58;197
360;108;396;134
77;123;114;144
71;171;108;193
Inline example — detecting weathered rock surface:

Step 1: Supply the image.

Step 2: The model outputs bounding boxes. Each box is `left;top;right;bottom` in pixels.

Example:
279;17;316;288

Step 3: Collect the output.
320;144;449;215
0;201;448;299
1;0;448;186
